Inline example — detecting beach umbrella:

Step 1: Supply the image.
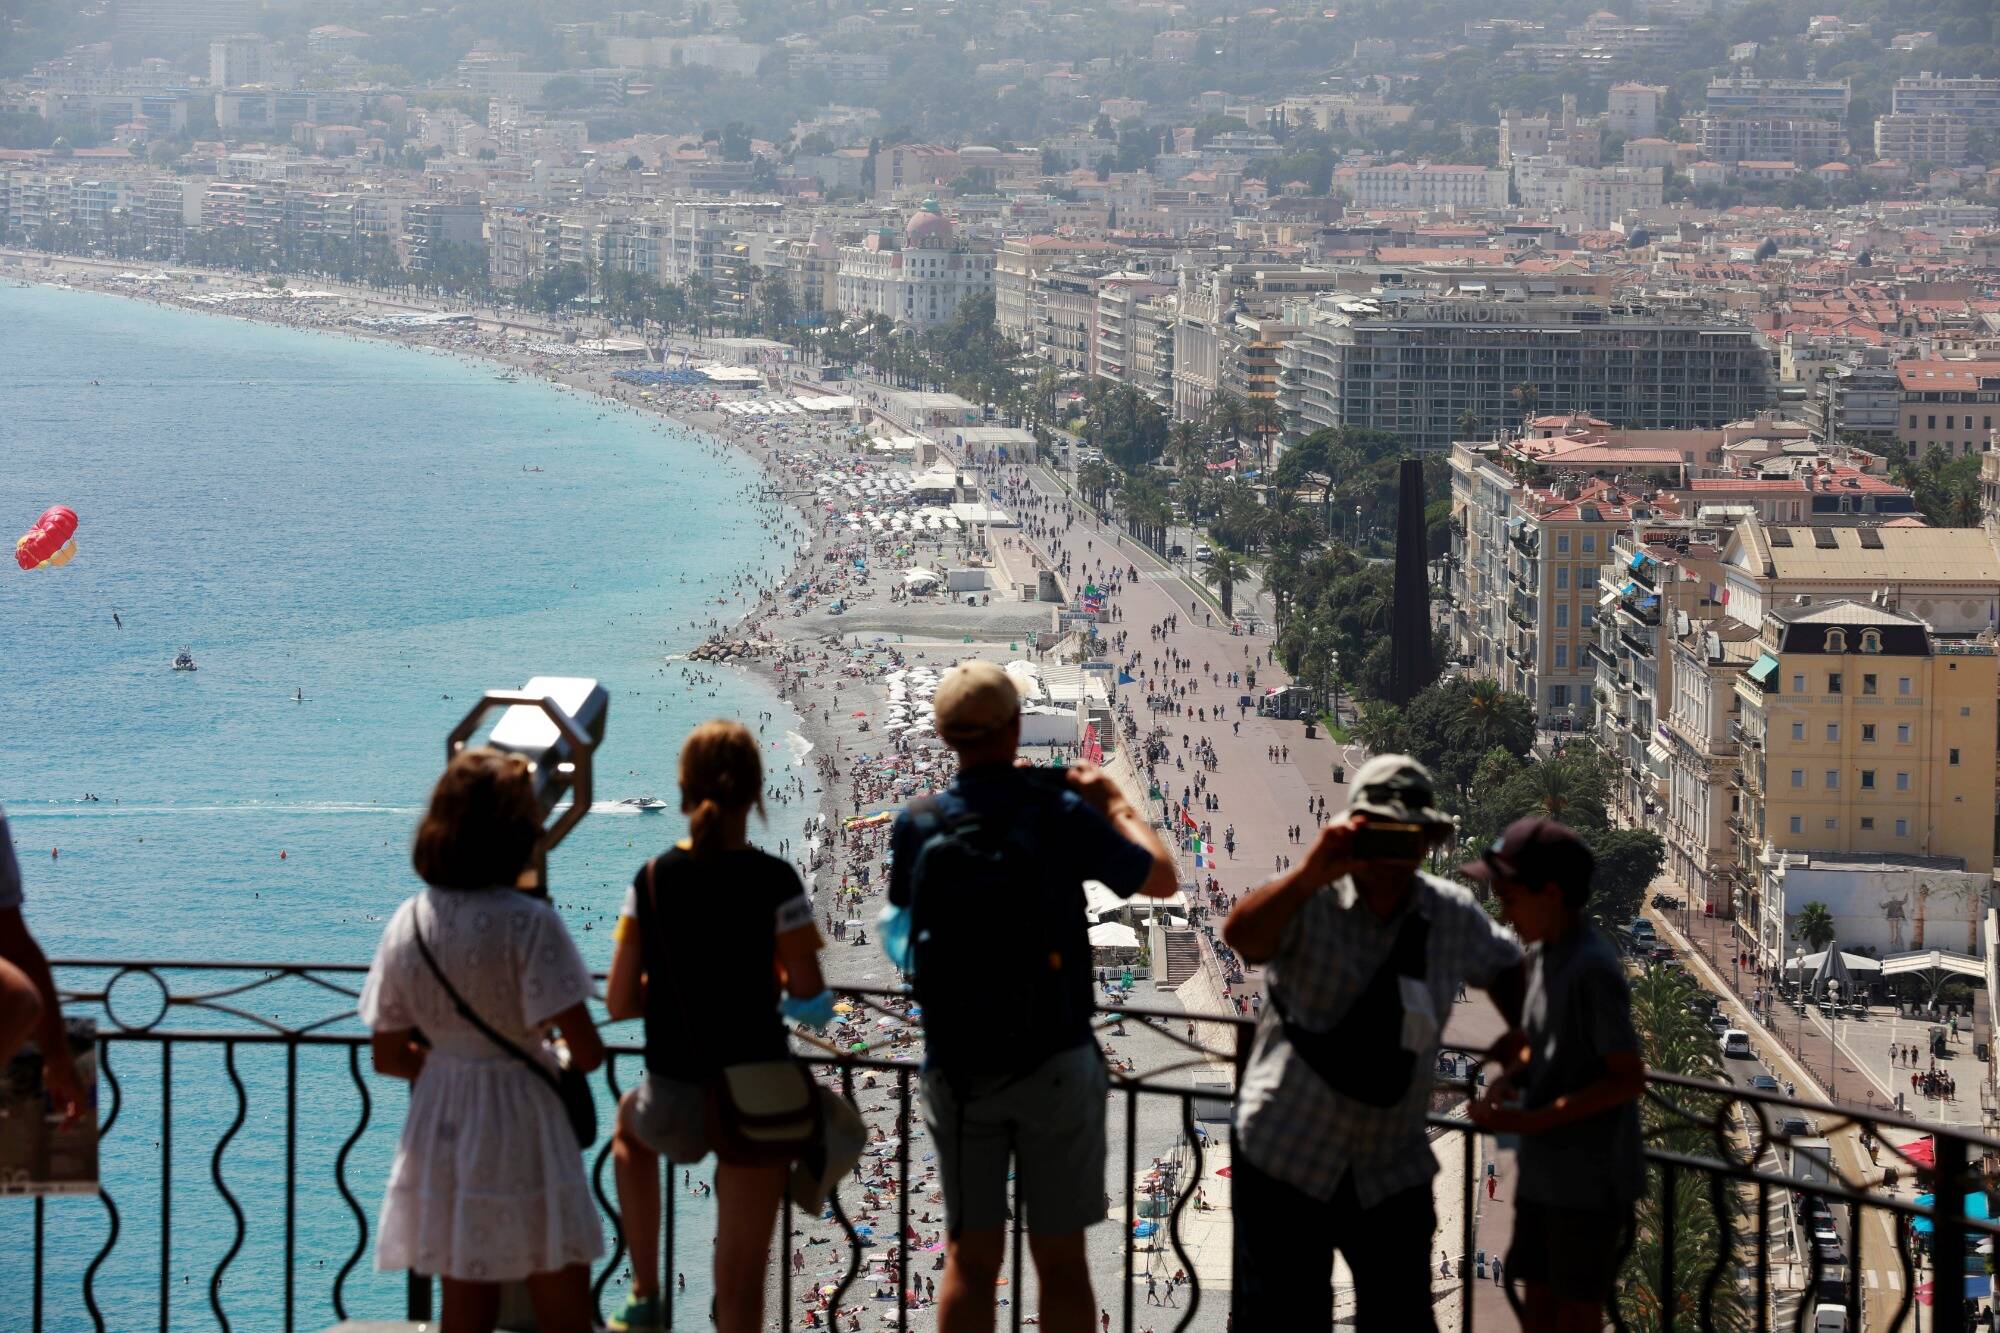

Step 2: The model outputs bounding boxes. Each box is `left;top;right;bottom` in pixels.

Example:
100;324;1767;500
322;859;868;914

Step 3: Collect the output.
1812;943;1854;997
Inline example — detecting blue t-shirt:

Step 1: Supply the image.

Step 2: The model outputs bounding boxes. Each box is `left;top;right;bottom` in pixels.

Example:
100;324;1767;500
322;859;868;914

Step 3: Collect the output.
0;807;22;912
889;766;1155;1065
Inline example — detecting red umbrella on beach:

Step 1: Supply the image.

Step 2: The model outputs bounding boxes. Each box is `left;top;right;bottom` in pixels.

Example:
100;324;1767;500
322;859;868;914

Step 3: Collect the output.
852;710;868;717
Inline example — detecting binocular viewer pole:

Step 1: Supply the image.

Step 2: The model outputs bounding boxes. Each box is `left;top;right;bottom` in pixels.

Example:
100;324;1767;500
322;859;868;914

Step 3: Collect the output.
445;677;609;895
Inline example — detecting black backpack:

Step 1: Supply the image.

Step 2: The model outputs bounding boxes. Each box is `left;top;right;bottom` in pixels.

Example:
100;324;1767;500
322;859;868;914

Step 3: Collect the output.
905;789;1083;1080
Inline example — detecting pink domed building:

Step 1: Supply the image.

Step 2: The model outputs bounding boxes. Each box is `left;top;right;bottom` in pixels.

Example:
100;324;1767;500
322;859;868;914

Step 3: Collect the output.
836;196;994;330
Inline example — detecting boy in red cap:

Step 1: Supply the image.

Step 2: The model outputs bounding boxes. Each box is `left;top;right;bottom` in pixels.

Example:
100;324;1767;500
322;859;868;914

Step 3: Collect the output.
1464;817;1647;1333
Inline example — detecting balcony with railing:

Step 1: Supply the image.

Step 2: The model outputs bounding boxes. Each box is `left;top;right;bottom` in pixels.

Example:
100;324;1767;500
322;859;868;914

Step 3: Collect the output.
13;960;2000;1333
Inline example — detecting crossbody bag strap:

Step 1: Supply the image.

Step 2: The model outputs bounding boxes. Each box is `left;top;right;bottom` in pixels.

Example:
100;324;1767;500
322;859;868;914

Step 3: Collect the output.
635;856;659;972
412;904;562;1098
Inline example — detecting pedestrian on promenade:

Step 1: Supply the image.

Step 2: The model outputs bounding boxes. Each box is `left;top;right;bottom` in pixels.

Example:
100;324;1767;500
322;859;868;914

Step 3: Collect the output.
1222;756;1527;1331
604;721;852;1333
359;748;605;1333
887;661;1178;1333
1466;818;1645;1333
0;805;82;1120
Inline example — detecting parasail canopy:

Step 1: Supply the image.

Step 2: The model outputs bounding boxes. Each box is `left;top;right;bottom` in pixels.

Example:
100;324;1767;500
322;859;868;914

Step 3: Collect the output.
15;505;78;571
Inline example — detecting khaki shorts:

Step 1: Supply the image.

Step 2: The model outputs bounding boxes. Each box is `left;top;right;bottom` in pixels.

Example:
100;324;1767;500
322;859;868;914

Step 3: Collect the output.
921;1043;1109;1236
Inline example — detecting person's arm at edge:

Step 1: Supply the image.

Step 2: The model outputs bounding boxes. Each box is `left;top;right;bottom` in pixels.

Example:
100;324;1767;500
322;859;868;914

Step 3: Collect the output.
775;923;826;1000
0;908;79;1113
1471;1049;1645;1134
1481;960;1529;1067
1066;761;1178;898
548;1000;604;1074
1222;816;1358;965
605;927;645;1023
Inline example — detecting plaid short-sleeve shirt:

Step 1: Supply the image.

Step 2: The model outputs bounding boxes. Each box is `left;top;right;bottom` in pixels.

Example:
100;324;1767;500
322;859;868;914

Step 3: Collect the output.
1233;872;1521;1206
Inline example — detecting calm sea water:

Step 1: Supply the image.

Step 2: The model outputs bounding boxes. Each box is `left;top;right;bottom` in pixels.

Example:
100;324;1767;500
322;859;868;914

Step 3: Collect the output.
0;284;806;1328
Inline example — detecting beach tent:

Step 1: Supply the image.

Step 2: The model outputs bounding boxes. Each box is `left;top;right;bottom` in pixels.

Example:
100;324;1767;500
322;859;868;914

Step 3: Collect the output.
1088;922;1141;950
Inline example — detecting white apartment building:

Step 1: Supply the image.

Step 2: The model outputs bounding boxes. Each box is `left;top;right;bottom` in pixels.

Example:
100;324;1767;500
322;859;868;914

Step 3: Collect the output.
835;199;993;331
1606;83;1664;139
1342;163;1509;211
1874;114;1972;167
1890;75;2000;129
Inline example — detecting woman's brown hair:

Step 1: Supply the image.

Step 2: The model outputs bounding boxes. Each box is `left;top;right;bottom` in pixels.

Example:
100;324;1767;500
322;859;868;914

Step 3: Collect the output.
679;720;765;856
412;747;543;890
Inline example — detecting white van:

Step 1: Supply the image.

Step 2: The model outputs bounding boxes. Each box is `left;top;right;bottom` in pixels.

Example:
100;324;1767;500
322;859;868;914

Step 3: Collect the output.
1721;1029;1753;1059
1812;1304;1850;1333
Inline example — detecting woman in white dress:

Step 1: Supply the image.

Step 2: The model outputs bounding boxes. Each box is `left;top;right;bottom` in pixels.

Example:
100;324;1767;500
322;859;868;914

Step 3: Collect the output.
360;747;606;1333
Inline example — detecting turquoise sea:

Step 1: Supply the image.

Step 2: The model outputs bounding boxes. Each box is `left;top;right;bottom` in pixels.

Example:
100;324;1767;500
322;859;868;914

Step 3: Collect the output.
0;284;807;1328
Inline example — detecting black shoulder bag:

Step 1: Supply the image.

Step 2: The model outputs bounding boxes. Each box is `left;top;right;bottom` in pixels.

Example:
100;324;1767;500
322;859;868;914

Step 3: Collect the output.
1268;908;1431;1109
412;913;598;1149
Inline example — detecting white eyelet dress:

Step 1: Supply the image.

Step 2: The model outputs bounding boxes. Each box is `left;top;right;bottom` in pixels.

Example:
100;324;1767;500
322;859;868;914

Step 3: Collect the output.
358;886;605;1283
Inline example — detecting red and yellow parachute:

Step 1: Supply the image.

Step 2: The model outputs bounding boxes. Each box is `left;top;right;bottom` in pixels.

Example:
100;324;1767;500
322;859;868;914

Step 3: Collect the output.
16;505;78;571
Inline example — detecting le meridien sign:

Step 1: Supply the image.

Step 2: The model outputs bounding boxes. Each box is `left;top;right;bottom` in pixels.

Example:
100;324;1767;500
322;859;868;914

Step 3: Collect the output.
1395;303;1561;324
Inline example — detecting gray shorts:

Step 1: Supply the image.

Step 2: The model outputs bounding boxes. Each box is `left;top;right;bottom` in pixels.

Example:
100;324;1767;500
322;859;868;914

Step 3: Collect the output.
921;1043;1109;1236
627;1072;713;1163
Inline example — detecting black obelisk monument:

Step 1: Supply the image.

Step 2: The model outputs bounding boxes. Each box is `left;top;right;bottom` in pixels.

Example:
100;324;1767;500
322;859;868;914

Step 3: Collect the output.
1389;456;1430;704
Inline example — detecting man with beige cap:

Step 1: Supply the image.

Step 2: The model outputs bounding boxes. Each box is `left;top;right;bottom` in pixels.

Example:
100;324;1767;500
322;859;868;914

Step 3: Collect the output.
1223;754;1526;1331
888;659;1177;1333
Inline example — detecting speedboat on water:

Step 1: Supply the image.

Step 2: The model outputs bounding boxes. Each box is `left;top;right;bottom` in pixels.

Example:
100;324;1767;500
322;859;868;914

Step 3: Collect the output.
172;646;197;672
618;796;669;812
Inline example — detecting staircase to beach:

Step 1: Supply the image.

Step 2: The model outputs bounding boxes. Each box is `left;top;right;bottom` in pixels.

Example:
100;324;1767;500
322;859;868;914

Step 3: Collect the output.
1159;928;1202;988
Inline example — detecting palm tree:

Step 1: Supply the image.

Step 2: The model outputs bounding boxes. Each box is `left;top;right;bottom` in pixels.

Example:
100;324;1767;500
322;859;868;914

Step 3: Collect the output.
1512;380;1540;425
1456;407;1483;439
1791;900;1836;952
1947;481;1981;528
1618;967;1750;1333
1512;755;1606;825
1354;700;1407;756
1449;679;1534;757
1203;548;1250;620
1077;460;1118;511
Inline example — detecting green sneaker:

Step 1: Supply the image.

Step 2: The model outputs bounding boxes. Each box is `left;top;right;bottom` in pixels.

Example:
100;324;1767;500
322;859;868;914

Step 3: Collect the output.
606;1290;663;1332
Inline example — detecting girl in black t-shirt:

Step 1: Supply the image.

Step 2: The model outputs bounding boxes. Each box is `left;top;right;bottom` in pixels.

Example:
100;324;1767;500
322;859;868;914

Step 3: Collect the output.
603;721;825;1333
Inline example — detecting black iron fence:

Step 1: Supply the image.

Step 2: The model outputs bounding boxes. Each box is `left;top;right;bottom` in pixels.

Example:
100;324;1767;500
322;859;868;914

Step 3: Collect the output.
12;959;2000;1333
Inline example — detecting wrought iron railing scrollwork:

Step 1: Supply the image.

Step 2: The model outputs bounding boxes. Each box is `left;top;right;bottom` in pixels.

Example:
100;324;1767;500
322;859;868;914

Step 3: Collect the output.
15;959;2000;1333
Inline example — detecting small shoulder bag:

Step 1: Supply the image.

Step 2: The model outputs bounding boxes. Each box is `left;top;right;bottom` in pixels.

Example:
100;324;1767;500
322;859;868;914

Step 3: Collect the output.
412;908;598;1149
639;856;820;1166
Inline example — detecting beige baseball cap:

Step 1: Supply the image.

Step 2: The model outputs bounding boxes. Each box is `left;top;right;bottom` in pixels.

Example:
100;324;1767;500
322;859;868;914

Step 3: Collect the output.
932;660;1021;744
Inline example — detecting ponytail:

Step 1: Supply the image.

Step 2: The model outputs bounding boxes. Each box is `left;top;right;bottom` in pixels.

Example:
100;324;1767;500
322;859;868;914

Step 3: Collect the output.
686;798;725;856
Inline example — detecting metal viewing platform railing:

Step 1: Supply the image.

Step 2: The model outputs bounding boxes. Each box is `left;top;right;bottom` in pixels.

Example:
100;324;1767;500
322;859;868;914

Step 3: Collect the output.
12;959;2000;1333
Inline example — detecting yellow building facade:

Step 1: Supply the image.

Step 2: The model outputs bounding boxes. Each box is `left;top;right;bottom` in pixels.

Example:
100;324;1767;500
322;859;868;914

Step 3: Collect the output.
1734;601;1997;875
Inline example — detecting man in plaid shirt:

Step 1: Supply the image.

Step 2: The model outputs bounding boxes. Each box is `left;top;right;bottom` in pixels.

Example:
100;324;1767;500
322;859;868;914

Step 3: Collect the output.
1223;756;1526;1330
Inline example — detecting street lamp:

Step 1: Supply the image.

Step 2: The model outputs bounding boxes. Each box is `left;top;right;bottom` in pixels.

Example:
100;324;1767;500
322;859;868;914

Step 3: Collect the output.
1794;946;1806;1057
1826;978;1841;1103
